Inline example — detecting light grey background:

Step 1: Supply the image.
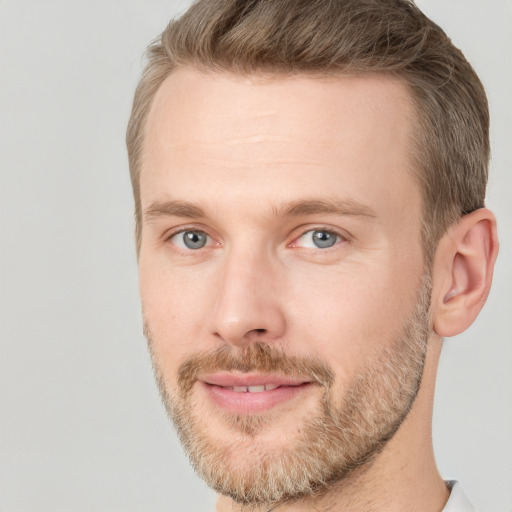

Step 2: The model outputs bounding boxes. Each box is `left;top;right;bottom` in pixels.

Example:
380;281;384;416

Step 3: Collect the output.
0;1;510;511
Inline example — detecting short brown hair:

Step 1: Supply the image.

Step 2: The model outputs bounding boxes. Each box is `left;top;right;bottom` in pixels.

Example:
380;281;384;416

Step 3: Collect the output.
127;0;489;261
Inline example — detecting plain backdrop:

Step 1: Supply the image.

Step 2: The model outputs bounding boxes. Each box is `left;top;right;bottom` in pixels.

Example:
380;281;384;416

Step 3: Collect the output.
0;1;511;511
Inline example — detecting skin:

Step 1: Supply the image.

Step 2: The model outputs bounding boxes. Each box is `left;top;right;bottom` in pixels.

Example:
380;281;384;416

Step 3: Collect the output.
137;68;498;511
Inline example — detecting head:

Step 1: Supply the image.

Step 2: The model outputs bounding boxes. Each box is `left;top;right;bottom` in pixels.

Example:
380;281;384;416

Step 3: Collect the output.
127;0;497;509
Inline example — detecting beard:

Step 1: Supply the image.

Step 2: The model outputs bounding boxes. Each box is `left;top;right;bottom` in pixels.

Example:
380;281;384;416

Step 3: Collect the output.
144;273;432;509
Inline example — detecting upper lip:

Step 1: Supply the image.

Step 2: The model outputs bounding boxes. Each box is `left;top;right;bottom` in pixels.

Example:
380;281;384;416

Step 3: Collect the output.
200;373;311;388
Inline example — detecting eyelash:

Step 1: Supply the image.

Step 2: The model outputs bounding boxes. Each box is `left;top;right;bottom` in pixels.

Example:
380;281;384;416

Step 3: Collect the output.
165;226;348;252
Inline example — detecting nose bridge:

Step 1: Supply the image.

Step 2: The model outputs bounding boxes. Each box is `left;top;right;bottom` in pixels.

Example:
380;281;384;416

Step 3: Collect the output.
211;242;285;345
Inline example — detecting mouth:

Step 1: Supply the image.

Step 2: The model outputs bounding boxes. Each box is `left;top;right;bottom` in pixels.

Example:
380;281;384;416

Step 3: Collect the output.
198;373;315;414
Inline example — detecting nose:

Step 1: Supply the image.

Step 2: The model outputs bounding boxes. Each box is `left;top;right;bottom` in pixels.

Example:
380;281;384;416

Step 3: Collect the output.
210;248;287;347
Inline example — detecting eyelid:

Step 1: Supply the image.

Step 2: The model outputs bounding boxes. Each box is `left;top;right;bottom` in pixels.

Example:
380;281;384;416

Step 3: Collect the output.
164;223;210;240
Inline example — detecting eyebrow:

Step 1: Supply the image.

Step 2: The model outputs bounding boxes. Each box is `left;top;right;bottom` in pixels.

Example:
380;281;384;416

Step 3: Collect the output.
144;200;207;221
143;198;377;223
276;198;377;219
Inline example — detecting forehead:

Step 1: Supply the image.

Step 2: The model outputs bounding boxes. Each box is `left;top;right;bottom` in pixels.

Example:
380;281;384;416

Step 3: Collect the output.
141;68;420;226
144;67;415;152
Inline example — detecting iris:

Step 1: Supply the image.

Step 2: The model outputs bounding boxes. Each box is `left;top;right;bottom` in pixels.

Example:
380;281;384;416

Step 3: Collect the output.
183;231;207;249
312;230;337;248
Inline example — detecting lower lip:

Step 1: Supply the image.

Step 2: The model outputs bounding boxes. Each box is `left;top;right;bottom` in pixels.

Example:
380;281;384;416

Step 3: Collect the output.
200;382;314;414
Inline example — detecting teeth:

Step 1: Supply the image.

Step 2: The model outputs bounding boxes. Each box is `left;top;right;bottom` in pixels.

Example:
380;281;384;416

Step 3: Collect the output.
227;384;280;393
248;385;265;393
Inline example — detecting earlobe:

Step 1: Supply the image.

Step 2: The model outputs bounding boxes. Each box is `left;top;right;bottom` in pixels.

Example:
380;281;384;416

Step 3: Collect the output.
432;208;498;338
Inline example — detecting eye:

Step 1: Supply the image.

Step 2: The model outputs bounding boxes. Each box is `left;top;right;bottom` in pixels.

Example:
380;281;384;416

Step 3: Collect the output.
169;230;210;250
294;229;342;249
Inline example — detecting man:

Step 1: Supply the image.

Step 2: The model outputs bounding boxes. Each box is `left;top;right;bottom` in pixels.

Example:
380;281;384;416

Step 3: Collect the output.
126;0;498;510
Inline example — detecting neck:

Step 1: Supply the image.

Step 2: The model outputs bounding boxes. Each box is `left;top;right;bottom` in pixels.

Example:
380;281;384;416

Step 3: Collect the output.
216;336;449;512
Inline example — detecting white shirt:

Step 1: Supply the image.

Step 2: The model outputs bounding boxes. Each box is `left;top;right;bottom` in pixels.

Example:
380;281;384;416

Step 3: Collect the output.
443;481;476;512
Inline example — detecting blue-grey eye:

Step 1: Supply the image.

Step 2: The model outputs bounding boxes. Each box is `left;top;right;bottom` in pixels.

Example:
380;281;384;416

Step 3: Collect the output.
312;230;337;248
295;229;341;249
170;230;209;250
183;231;207;249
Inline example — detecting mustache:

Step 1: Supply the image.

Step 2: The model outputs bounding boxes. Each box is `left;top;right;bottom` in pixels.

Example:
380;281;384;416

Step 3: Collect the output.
176;342;334;395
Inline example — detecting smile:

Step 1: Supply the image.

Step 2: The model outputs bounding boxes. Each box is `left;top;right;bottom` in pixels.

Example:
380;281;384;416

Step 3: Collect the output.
199;374;314;413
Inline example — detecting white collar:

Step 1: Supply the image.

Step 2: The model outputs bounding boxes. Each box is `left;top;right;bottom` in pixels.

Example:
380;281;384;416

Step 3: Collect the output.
442;481;476;512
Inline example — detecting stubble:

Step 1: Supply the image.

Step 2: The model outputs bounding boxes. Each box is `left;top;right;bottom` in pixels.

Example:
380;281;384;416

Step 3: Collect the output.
144;273;432;509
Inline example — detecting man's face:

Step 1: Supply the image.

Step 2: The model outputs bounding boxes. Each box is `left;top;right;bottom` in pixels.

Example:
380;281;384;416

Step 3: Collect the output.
138;69;430;506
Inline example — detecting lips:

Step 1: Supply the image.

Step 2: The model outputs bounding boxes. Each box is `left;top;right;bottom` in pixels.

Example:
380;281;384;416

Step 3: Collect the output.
201;373;309;387
199;373;314;413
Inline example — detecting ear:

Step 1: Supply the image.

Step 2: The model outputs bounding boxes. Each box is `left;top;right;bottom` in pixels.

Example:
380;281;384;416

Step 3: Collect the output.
432;208;499;338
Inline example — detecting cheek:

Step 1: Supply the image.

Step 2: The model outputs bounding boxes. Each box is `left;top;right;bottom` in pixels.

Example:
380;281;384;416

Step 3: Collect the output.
286;259;421;382
139;261;213;379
